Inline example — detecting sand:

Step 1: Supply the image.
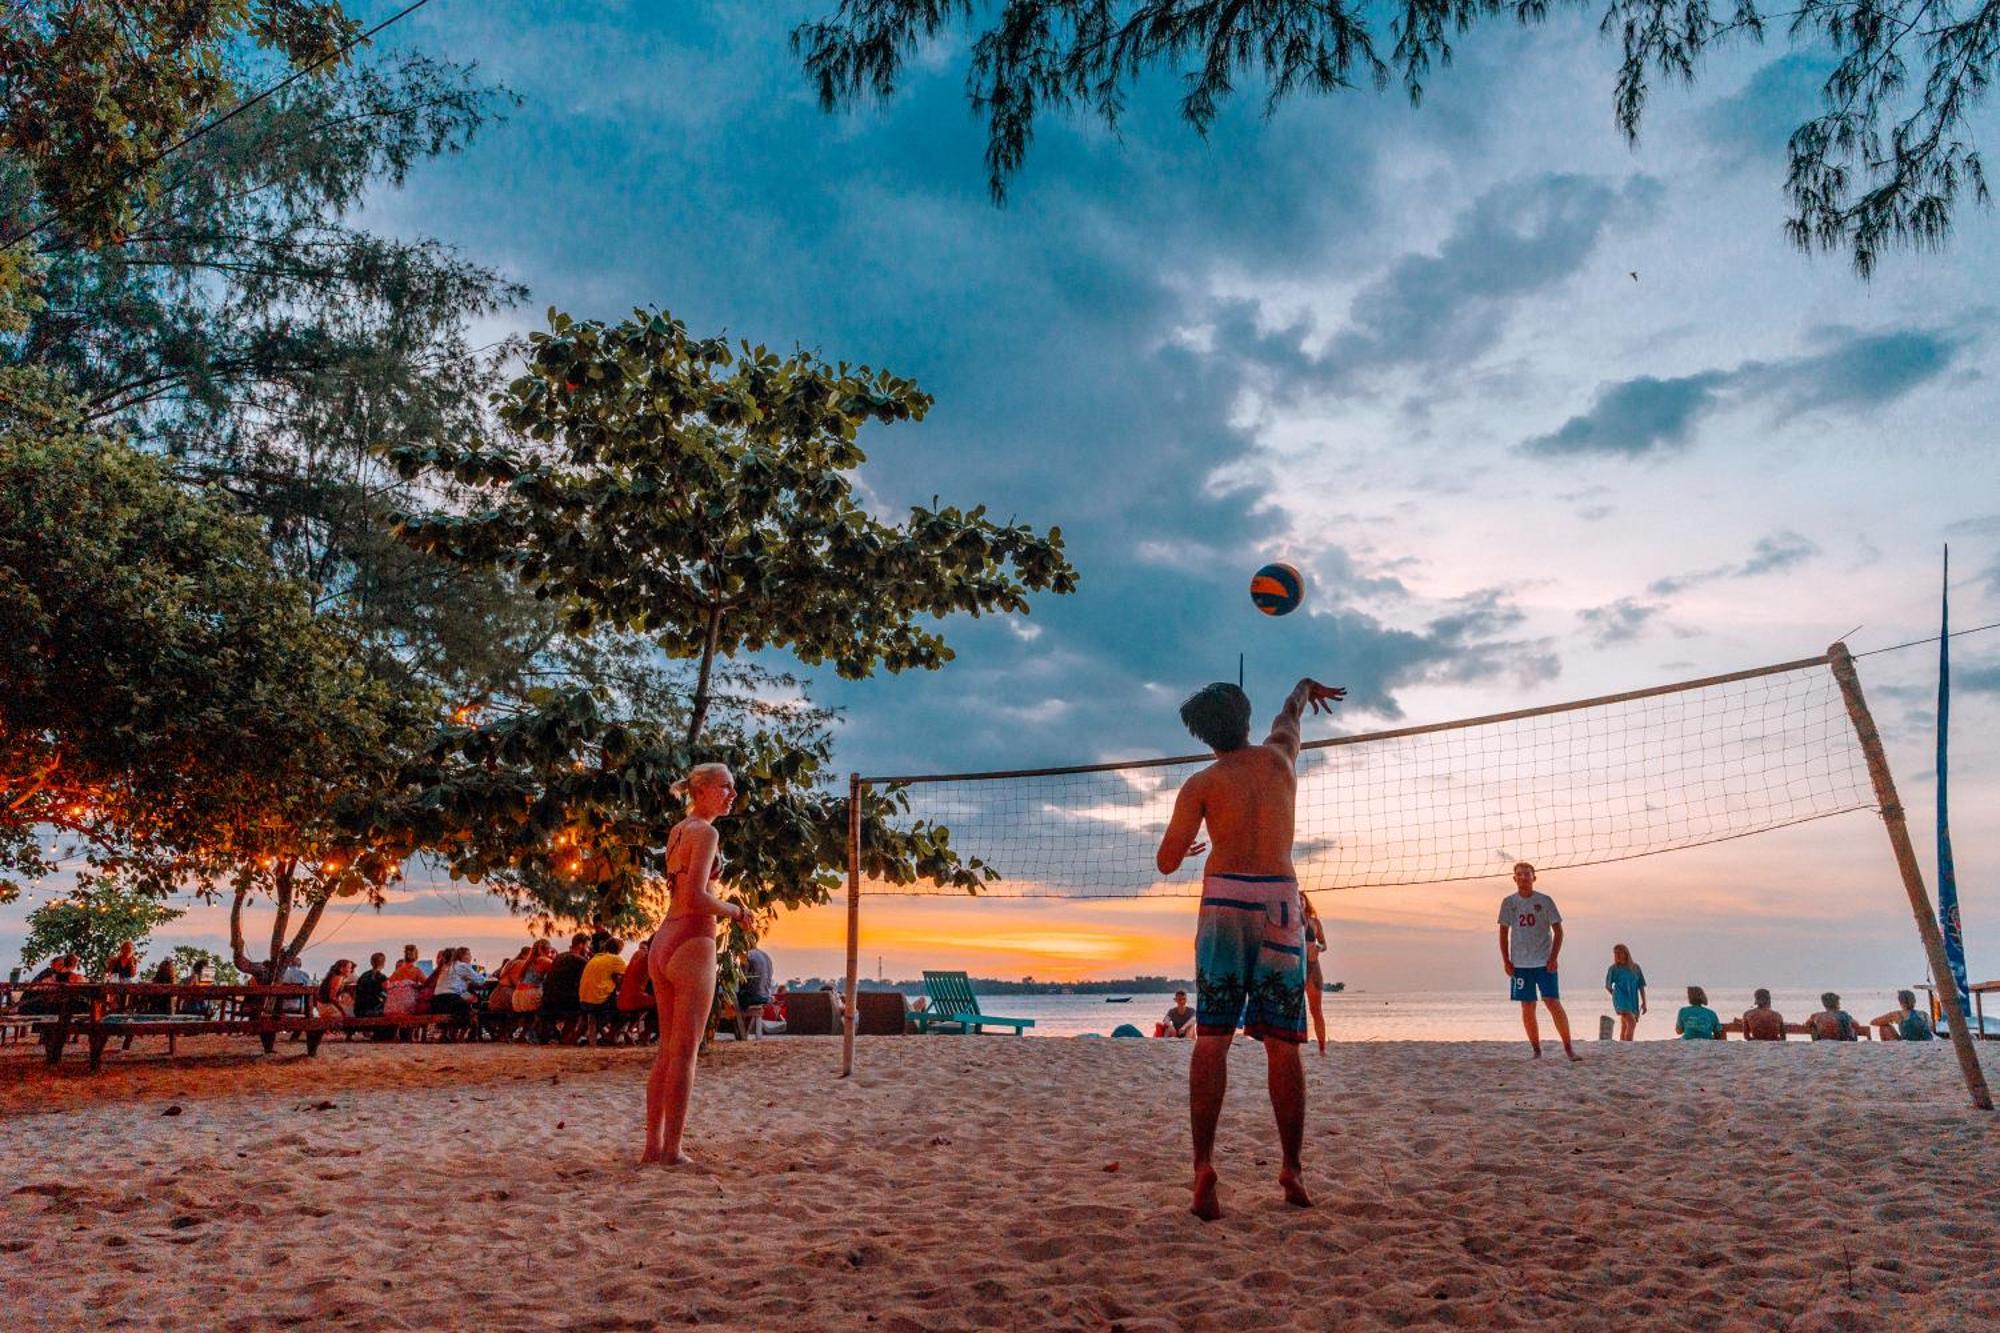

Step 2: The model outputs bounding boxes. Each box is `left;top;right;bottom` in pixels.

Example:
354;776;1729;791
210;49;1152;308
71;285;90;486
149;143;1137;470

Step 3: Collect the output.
3;1034;1999;1331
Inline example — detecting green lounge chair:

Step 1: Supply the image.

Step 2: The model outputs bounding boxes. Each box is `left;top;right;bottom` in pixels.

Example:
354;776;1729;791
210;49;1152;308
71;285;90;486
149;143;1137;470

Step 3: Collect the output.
917;971;1035;1035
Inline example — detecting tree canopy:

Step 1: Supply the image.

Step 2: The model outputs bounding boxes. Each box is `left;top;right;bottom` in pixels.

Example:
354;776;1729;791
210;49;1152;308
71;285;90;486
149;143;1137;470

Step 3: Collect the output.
379;307;1080;932
0;1;357;252
20;880;185;976
795;0;1999;275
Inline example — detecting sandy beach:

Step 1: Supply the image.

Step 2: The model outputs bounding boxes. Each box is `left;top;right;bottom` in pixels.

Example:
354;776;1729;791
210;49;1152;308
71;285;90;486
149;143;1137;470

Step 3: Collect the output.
3;1036;1998;1331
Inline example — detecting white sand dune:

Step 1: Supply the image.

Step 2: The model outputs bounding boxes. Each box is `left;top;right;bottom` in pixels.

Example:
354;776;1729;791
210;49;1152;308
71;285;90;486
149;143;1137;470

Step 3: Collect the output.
3;1036;1999;1330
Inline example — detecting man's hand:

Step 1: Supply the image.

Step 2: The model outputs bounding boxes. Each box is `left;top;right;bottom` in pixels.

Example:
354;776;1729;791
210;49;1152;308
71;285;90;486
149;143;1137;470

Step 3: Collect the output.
1546;957;1559;974
1185;840;1208;858
1503;960;1515;977
1302;679;1346;714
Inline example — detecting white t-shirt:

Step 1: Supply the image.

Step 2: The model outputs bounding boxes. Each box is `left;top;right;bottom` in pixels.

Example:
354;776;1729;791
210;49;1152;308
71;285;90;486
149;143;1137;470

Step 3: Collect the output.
1498;891;1561;967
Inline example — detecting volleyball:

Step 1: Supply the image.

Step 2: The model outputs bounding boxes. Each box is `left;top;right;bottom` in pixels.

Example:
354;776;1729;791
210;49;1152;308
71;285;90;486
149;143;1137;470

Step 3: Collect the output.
1250;562;1305;616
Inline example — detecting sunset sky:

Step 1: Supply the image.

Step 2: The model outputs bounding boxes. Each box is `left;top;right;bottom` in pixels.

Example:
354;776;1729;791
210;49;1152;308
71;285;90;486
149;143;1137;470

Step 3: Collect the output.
6;3;1998;994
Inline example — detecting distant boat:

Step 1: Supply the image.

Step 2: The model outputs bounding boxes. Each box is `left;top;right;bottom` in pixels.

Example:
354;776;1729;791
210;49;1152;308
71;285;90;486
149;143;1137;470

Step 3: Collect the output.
1324;982;1345;993
1105;996;1133;1003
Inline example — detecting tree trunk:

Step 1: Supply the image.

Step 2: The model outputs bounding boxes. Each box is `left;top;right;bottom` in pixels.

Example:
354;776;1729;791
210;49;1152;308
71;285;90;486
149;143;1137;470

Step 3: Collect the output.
685;601;724;750
266;862;294;970
281;882;335;968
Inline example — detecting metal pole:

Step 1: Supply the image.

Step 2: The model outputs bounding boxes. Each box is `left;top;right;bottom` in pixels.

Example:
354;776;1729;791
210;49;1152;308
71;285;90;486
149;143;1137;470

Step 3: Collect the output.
841;772;861;1078
1827;642;1992;1111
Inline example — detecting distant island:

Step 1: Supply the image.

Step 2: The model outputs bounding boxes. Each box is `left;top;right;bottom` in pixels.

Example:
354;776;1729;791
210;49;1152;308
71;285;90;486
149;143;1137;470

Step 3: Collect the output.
784;974;1344;995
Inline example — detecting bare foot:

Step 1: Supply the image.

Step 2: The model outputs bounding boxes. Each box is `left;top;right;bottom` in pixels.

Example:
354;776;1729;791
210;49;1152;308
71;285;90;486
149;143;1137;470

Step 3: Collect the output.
1530;1047;1543;1059
1190;1165;1222;1222
1279;1167;1313;1208
1564;1049;1583;1062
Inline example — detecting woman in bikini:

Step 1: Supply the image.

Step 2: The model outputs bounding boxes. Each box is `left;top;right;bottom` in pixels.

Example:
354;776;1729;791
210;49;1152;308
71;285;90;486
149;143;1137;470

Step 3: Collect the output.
1301;891;1330;1054
642;762;752;1166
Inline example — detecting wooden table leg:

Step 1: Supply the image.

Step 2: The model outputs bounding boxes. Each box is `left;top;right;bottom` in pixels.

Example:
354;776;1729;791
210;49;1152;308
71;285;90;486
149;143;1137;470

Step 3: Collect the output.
305;1029;323;1057
88;1030;110;1072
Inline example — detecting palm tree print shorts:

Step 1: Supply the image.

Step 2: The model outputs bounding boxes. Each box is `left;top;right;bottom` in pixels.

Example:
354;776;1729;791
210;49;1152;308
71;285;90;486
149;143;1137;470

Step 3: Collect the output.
1194;872;1307;1043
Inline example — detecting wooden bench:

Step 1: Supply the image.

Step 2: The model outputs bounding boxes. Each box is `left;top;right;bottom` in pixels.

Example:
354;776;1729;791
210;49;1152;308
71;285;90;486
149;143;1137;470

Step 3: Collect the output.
20;983;320;1070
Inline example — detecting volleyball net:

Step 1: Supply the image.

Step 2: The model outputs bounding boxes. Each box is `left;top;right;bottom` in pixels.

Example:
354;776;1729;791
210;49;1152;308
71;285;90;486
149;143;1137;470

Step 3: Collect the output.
854;654;1878;898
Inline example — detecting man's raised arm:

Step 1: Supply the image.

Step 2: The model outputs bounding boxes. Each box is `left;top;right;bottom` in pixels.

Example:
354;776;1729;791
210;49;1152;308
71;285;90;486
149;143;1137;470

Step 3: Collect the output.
1264;677;1346;762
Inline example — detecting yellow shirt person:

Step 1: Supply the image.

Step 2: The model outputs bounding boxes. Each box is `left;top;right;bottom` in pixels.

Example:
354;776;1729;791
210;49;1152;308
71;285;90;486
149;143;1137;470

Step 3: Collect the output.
579;948;627;1006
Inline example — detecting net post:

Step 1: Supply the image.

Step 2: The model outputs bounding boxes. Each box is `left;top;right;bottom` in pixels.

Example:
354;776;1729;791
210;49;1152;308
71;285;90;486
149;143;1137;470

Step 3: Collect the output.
1827;641;1993;1111
841;772;861;1079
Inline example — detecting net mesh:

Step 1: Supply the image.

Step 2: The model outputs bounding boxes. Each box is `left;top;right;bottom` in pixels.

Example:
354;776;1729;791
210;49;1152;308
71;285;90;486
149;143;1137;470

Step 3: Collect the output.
860;658;1877;898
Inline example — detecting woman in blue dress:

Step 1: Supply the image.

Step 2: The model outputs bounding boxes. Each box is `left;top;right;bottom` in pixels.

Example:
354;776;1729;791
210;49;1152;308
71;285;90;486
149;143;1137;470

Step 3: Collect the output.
1604;944;1647;1040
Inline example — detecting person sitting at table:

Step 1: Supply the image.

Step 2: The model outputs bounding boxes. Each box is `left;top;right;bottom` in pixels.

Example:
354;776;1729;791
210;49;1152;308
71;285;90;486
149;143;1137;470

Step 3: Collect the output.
383;950;425;1017
616;938;658;1041
427;946;483;1034
353;953;389;1019
20;955;82;1014
182;958;214;1017
317;959;357;1019
105;940;141;982
485;946;531;1016
540;933;592;1043
512;939;556;1019
142;958;178;1015
580;938;628;1028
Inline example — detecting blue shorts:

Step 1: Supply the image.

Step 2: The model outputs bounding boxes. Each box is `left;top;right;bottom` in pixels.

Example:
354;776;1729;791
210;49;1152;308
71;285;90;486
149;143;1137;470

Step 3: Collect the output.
1194;873;1306;1044
1510;966;1559;1002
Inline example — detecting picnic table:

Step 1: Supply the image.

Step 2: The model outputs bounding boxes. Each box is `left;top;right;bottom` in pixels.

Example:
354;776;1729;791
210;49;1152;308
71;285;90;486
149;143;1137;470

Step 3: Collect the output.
2;981;326;1070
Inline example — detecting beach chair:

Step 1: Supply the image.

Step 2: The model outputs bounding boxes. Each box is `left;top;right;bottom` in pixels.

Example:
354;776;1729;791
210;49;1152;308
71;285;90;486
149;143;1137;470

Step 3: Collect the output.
783;990;838;1037
854;990;908;1036
919;971;1034;1035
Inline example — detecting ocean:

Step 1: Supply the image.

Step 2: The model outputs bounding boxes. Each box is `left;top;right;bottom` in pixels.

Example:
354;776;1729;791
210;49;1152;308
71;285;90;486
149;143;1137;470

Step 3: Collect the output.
962;986;1928;1040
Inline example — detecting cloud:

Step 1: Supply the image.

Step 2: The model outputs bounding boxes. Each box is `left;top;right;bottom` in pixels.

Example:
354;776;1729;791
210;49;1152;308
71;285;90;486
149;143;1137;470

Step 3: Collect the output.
1648;531;1821;596
1520;327;1965;458
1208;173;1660;405
1700;54;1837;163
1522;371;1729;458
1577;597;1663;646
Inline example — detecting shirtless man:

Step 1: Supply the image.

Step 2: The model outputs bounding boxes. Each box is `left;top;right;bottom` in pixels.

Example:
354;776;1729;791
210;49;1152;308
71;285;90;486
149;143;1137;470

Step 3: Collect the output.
1157;676;1344;1221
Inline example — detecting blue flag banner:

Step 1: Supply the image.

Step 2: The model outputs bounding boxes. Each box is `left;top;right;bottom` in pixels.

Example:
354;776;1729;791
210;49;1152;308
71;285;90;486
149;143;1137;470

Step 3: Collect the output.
1937;545;1970;1015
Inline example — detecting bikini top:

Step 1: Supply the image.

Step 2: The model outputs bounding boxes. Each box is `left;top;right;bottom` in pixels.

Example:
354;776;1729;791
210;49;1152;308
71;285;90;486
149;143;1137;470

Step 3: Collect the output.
663;820;725;907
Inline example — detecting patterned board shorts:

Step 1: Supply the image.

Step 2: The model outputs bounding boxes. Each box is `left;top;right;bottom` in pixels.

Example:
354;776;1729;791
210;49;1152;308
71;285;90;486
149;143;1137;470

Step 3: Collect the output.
1194;873;1307;1044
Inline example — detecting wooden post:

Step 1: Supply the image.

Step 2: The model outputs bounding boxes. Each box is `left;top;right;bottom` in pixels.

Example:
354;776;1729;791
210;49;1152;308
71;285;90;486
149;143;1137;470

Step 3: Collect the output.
841;772;861;1078
1828;642;1993;1111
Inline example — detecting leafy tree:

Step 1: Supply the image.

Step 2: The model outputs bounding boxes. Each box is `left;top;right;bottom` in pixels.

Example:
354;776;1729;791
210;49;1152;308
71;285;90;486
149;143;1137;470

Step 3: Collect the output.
795;0;2000;274
379;306;1079;935
0;1;357;252
20;880;185;977
4;45;540;697
0;408;438;978
170;944;242;984
387;306;1078;745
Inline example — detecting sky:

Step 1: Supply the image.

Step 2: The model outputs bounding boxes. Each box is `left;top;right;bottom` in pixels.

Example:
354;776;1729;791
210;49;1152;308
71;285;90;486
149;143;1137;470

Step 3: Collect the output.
7;2;2000;994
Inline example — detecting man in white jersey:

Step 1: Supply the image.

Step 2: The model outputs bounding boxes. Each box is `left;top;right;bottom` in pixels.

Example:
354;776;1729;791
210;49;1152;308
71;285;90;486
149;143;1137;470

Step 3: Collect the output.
1497;862;1579;1060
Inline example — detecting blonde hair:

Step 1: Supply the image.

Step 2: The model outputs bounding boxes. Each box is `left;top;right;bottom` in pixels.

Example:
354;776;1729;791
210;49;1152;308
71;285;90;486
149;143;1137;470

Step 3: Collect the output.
671;762;732;801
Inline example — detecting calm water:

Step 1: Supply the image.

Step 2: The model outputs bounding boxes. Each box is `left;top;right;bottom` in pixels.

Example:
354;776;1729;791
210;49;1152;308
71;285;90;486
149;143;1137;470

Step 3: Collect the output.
967;987;1926;1041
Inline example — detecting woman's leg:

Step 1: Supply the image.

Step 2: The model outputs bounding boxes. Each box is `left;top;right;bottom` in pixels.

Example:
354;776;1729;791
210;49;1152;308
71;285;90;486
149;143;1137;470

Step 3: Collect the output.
1305;959;1327;1053
1618;1011;1637;1040
644;934;716;1164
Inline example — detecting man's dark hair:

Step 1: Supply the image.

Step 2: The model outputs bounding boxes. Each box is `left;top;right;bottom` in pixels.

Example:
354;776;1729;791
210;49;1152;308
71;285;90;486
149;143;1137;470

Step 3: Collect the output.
1180;683;1252;752
1753;988;1771;1007
1821;991;1841;1010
